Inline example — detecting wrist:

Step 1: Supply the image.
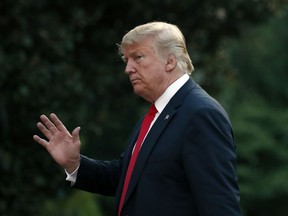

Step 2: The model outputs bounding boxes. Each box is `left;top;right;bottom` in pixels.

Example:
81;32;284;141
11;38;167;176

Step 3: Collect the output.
64;158;80;174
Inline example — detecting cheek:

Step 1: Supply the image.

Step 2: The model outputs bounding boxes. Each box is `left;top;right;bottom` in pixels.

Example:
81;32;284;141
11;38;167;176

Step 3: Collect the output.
151;69;166;82
139;63;165;86
143;71;160;84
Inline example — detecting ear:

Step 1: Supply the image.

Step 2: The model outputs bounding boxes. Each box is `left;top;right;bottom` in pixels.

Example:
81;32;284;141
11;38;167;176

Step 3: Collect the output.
165;54;177;72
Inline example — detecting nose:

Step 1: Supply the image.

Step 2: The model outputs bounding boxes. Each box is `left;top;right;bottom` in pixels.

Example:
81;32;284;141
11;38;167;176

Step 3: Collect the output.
124;59;136;75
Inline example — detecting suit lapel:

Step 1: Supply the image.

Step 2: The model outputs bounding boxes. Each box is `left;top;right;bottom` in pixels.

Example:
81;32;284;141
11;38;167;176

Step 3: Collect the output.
117;78;197;210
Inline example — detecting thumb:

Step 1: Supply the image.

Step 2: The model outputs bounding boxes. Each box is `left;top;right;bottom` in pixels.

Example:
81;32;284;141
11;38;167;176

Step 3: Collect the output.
72;126;81;142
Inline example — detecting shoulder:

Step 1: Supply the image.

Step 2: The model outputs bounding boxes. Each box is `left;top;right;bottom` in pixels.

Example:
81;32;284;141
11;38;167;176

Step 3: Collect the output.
170;78;230;121
186;84;224;111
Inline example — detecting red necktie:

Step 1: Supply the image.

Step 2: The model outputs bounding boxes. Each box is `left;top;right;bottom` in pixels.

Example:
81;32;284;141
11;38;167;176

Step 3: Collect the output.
118;104;157;216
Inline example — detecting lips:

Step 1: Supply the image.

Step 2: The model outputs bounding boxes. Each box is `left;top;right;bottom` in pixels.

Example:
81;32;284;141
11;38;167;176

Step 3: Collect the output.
130;78;140;85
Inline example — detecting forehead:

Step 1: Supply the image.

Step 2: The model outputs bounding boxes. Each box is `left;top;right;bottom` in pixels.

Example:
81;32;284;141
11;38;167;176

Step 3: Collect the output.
121;38;156;56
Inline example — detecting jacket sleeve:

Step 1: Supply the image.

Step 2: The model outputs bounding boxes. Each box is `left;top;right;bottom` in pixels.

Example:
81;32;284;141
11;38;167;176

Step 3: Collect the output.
72;154;124;196
182;108;242;216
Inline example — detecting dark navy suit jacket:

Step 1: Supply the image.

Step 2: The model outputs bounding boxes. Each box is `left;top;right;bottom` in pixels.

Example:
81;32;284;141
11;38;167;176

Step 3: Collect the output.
73;78;242;216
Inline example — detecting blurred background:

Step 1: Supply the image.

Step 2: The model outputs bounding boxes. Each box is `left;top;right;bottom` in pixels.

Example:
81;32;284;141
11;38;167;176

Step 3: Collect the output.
1;0;288;215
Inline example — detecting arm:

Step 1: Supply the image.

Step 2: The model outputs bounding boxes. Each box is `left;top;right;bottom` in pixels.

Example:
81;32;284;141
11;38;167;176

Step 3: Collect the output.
72;155;123;196
183;108;241;216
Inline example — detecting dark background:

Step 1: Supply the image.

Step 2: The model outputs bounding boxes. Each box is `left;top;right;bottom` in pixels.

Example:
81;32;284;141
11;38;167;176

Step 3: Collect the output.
1;0;288;215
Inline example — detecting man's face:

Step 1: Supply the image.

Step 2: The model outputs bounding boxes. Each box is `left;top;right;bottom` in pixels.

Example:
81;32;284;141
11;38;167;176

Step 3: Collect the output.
122;38;170;103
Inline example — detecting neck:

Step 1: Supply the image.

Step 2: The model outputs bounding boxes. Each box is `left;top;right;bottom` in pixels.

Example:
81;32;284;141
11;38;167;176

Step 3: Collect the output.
149;71;185;103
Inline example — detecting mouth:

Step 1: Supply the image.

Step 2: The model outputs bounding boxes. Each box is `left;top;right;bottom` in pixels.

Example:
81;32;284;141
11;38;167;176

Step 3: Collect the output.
130;78;140;85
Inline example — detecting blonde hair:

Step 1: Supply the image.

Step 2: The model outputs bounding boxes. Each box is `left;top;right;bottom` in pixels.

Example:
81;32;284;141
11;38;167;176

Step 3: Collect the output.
119;22;194;75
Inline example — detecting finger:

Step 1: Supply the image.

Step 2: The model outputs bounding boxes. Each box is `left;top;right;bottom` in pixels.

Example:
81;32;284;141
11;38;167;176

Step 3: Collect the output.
33;135;49;148
40;114;58;134
50;113;68;132
72;127;81;143
36;122;53;140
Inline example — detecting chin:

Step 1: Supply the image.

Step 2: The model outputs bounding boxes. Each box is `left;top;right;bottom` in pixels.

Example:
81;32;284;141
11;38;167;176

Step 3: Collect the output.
132;84;141;93
133;88;143;97
132;88;143;97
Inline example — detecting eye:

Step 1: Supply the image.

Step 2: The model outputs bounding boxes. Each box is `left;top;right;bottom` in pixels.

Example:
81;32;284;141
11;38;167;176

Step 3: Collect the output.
135;54;143;62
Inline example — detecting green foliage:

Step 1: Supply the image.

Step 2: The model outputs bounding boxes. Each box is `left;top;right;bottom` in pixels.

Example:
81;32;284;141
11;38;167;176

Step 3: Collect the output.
40;191;104;216
1;0;287;215
227;9;288;106
221;6;288;215
232;97;288;216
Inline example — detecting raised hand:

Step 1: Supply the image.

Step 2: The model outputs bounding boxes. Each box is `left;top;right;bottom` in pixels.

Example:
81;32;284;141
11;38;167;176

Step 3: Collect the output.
33;113;81;173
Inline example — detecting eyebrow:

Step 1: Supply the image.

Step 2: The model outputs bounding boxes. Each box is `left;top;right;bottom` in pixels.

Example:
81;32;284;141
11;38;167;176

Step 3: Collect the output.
121;49;144;61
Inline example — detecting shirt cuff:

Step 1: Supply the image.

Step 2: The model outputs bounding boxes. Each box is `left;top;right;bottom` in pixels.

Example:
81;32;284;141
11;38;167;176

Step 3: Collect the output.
65;164;80;185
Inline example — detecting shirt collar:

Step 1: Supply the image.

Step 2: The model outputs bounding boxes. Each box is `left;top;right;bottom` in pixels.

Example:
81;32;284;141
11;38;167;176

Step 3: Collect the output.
154;74;189;113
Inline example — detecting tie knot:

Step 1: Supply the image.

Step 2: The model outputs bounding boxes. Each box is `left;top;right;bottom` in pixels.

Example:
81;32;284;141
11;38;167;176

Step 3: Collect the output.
148;104;158;116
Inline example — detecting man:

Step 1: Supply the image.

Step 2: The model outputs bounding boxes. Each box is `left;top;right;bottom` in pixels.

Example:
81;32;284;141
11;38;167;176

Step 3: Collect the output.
33;22;242;216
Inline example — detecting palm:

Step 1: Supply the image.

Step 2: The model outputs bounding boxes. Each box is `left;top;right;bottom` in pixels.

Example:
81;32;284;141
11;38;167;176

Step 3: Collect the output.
33;113;81;172
47;131;78;164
